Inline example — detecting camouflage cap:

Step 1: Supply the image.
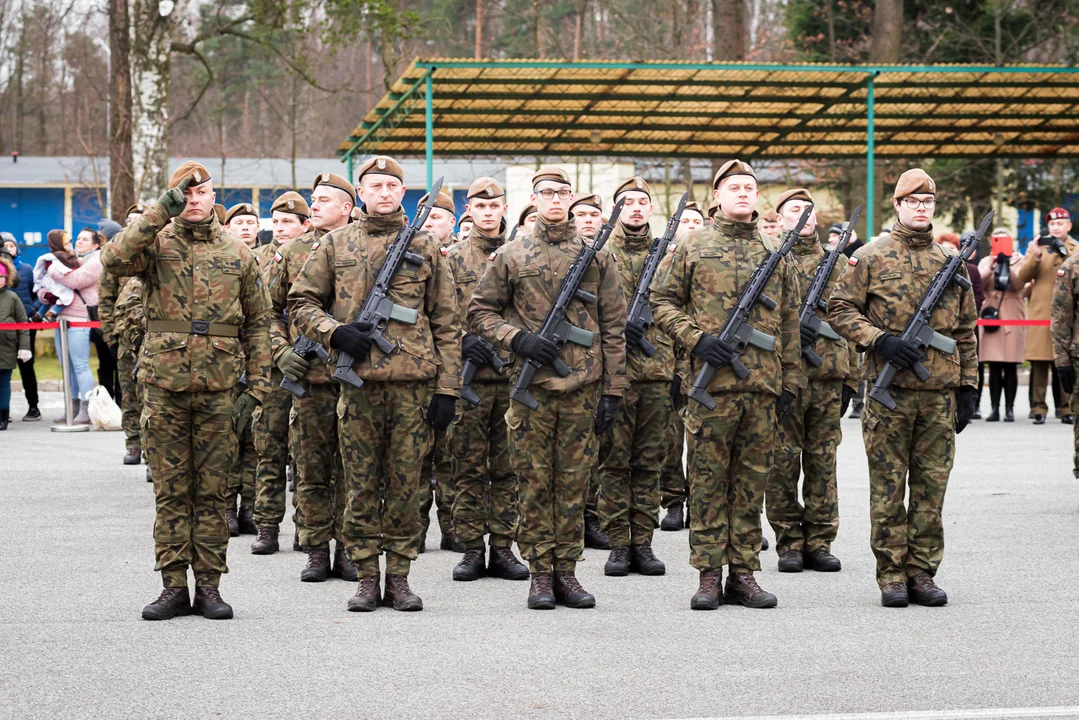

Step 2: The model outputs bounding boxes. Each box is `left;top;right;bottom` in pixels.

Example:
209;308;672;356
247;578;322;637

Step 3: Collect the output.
124;203;148;217
775;188;814;213
270;191;310;219
518;204;538;226
168;161;211;190
312;172;357;203
225;202;259;224
893;168;936;199
531;166;571;188
467;177;505;199
419;189;456;215
712;159;756;189
356;155;405;183
569;194;603;213
614;176;651;201
212;204;226;224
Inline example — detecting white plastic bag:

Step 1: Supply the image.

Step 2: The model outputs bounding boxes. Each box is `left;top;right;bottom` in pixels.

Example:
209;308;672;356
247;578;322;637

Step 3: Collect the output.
88;385;123;431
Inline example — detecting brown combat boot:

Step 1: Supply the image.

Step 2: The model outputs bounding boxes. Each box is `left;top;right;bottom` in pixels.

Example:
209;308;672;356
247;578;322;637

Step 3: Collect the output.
300;546;330;583
250;526;279;555
724;572;778;608
193;586;233;620
225;506;239;537
908;573;948;606
690;569;722;610
346;575;381;612
488;546;529;580
584;516;610;549
527;573;556;610
630;544;666;575
332;545;358;582
552;571;595;609
881;582;909;607
383;574;423;611
141;587;192;621
604;547;631;576
452;547;486;581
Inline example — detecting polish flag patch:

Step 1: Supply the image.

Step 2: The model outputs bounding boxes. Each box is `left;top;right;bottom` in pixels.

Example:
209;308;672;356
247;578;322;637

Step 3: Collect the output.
1059;268;1067;277
311;241;320;252
274;251;283;263
440;246;448;256
848;256;859;266
489;252;497;261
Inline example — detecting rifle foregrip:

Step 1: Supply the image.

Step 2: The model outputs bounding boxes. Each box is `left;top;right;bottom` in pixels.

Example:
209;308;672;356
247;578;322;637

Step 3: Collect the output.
912;360;931;382
280;376;309;399
552;357;572;377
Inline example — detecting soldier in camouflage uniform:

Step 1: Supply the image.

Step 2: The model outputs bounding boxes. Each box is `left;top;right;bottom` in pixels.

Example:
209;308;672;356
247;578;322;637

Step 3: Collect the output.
828;168;978;608
249;192;311;555
114;275;147;480
101;161;273;621
290;156;461;612
98;260;142;465
266;174;354;583
1050;251;1079;476
598;177;673;578
447;177;530;582
651;160;803;610
517;204;538;239
470;166;628;610
764;189;855;575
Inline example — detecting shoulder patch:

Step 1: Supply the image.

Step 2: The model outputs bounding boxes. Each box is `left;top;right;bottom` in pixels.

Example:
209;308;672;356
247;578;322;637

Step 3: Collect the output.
440;246;448;256
1059;268;1067;277
668;242;677;253
274;251;283;263
848;256;859;266
254;256;261;266
489;252;497;261
311;241;320;252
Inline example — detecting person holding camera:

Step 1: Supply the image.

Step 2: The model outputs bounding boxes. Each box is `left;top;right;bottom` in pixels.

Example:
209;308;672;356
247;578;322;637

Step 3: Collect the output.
978;229;1026;422
1020;208;1078;424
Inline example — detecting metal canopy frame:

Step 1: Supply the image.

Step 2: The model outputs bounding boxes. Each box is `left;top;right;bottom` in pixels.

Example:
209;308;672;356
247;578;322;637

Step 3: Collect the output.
339;58;1079;233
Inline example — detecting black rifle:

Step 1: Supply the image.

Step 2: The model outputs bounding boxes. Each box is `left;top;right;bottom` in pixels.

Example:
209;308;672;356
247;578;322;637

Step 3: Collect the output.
625;192;688;356
800;205;861;367
688;205;812;410
280;335;330;398
510;199;625;410
869;210;993;410
460;345;506;406
333;177;444;388
506;223;519;245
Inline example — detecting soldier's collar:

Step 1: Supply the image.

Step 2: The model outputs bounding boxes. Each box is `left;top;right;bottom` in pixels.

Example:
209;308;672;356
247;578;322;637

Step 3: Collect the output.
793;229;823;254
614;221;652;250
173;214;219;243
710;212;759;241
359;207;407;235
468;223;506;252
534;215;576;245
891;221;934;249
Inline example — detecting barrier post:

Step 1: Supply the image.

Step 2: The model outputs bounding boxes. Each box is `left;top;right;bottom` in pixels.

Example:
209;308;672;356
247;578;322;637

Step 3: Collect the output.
51;318;89;433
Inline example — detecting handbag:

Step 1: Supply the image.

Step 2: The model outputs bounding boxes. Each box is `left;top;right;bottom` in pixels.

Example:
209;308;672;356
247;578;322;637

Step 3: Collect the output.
75;290;99;321
980;303;1001;334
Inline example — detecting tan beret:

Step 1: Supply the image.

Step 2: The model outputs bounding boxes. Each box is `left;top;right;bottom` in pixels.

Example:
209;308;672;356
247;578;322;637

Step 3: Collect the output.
893;168;936;199
707;200;719;219
350;206;361;222
213;204;226;224
459;213;473;226
168;161;211;190
124;203;148;217
614;176;651;201
518;205;538;226
683;201;705;218
712;159;756;189
419;189;456;215
312;172;356;203
775;188;814;213
569;194;603;213
531;166;571;187
760;209;779;223
225;203;258;224
356;155;404;183
467;177;505;199
271;191;310;219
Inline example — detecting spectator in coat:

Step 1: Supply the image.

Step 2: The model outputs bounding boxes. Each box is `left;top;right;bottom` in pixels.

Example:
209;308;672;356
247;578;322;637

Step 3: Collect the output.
48;228;102;424
1;235;39;420
977;229;1026;422
0;254;31;430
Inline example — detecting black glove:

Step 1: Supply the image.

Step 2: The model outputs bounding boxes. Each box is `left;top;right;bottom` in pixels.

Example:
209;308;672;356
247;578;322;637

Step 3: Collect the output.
134;335;143;354
330;320;375;362
1058;364;1076;396
670;375;684;411
462;334;495;366
840;383;857;417
799;324;818;349
512;331;560;366
624;322;645;348
594;395;621;435
876;334;922;369
776;390;795;416
427;393;457;431
693;334;736;367
955;386;977;434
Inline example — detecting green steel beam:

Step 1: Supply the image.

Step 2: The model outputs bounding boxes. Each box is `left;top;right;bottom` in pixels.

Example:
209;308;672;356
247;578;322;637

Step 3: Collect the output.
867;72;877;237
414;59;1079;75
340;69;430;163
425;71;434;188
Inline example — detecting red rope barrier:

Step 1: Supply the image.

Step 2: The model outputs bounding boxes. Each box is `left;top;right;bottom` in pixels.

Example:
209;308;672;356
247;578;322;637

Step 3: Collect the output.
0;321;101;330
976;319;1050;327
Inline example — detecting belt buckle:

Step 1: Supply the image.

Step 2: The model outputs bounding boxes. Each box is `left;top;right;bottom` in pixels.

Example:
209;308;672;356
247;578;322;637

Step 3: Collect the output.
191;320;210;335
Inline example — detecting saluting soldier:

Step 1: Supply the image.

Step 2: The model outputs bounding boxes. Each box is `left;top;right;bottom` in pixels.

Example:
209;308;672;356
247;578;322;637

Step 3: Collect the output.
447;177;530;582
651;160;802;610
249;191;311;555
828;168;978;607
289;156;461;612
764;189;853;574
102;161;273;621
469;166;628;610
266;174;354;582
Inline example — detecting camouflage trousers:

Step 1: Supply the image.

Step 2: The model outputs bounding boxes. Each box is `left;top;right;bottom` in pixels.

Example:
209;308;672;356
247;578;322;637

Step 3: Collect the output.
862;388;954;587
597;381;672;547
253;372;293;527
339;381;433;577
506;383;599;575
227;397;256;510
293;381;344;549
450;381;516;549
141;384;233;588
684;392;776;574
419;429;455;537
659;410;687;508
765;379;842;556
117;345;140;450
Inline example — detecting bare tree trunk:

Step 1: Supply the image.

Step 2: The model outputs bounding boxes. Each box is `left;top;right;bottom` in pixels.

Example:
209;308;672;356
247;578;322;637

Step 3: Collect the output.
868;0;902;63
573;2;583;60
108;0;134;222
535;0;546;58
596;1;605;57
826;0;836;60
712;0;745;61
14;22;24;151
475;0;484;58
130;0;177;202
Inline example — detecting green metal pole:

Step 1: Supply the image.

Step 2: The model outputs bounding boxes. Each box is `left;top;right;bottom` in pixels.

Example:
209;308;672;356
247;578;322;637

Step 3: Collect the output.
425;71;434;188
347;153;354;183
866;72;877;238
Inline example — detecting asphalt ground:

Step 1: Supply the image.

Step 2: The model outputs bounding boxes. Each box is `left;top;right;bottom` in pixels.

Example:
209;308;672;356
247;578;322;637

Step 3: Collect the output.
1;390;1078;720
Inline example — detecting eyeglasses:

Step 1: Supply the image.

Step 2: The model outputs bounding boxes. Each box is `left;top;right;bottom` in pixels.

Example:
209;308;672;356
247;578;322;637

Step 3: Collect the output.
901;197;936;209
538;188;572;200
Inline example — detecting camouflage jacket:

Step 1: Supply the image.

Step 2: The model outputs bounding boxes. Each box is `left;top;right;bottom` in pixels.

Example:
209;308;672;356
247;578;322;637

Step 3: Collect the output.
97;269;126;344
288;209;462;395
99;204;274;401
446;225;515;383
252;239;281;274
649;213;804;397
789;231;855;384
611;222;675;383
827;222;978;391
1050;253;1079;366
468;215;628;396
114;276;145;350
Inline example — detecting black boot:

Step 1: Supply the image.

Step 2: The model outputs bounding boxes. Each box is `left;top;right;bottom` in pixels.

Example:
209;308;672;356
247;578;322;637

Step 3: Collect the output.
237;505;256;535
761;536;769;551
300;546;331;582
880;582;909;608
604;547;630;576
225;506;239;537
659;504;684;531
193;586;234;620
452;547;486;581
986;408;1000;422
440;530;465;552
528;573;556;610
22;406;41;421
552;571;595;608
1004;407;1015;422
584;516;610;549
805;548;842;572
0;408;9;431
332;544;358;582
250;526;279;555
630;544;666;575
123;447;141;465
488;546;529;580
908;573;948;606
142;587;192;621
777;550;804;573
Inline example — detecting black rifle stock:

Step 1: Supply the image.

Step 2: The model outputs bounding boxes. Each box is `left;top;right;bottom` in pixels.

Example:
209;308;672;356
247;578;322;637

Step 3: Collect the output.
460;349;506;406
869;210;993;410
625;192;688;357
280;334;331;398
510;199;625;410
332;177;444;389
688;205;812;410
800;205;861;367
